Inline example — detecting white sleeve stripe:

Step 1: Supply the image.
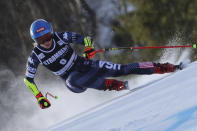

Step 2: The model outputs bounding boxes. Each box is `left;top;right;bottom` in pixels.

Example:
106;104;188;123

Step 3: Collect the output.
32;51;42;64
26;72;35;78
72;33;77;41
53;52;77;76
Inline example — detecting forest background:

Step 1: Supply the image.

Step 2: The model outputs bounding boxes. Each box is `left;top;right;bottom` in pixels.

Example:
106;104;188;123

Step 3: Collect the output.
1;0;197;130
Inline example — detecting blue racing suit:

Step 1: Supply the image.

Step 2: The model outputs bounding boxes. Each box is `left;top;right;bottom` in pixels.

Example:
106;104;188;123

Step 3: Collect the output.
25;31;155;93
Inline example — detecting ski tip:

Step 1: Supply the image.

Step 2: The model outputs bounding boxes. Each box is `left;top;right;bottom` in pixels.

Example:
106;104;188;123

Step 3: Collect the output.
179;59;191;70
124;81;129;90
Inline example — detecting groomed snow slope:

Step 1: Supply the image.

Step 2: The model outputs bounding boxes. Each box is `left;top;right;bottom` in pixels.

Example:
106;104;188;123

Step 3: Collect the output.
48;61;197;131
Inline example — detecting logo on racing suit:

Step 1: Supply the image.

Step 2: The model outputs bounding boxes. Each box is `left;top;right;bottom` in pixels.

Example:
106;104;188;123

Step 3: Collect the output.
99;61;121;70
43;46;68;65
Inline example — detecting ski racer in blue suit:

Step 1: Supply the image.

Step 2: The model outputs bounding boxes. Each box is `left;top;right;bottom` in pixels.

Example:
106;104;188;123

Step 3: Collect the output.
24;19;180;109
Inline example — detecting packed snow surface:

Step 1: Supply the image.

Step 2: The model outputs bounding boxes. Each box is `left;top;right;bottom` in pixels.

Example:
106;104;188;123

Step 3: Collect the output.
48;60;197;130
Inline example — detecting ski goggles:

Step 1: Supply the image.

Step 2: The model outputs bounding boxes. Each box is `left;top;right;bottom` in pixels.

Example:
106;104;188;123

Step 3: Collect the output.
36;33;52;45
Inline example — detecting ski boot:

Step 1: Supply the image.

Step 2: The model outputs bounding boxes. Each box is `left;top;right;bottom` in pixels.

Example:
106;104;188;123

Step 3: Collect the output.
104;79;128;91
153;62;181;74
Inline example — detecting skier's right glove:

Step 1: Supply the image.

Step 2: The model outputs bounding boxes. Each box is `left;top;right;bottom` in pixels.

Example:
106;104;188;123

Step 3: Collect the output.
24;78;51;109
36;92;51;109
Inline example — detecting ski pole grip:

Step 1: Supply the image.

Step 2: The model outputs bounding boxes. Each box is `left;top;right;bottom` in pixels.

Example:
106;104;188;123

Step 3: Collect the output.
193;44;197;48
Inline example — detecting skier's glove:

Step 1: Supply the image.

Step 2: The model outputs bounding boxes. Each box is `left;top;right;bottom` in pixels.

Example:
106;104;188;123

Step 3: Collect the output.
83;37;96;59
83;47;96;59
36;92;51;109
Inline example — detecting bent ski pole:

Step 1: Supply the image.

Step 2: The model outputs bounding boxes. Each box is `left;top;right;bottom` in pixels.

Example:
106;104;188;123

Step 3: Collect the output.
45;92;58;100
95;44;197;54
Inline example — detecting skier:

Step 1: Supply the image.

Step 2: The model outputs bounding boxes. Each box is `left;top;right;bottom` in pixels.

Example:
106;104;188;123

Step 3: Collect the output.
24;19;181;109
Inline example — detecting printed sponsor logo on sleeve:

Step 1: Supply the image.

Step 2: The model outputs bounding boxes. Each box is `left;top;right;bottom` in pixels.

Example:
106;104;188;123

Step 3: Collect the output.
63;33;68;40
28;57;34;64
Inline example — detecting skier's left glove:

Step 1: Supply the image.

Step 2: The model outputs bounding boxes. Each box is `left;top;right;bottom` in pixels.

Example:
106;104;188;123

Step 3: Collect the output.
83;37;96;59
36;92;51;109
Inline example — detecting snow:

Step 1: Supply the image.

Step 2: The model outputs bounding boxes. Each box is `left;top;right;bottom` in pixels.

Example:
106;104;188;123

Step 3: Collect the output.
47;56;197;130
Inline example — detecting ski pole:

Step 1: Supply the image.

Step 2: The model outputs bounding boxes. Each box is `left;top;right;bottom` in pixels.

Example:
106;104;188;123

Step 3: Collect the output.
45;92;58;100
95;44;197;54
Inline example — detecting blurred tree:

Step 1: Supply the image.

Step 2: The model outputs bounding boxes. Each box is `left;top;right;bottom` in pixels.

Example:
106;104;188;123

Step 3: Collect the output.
113;0;197;61
0;0;97;74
